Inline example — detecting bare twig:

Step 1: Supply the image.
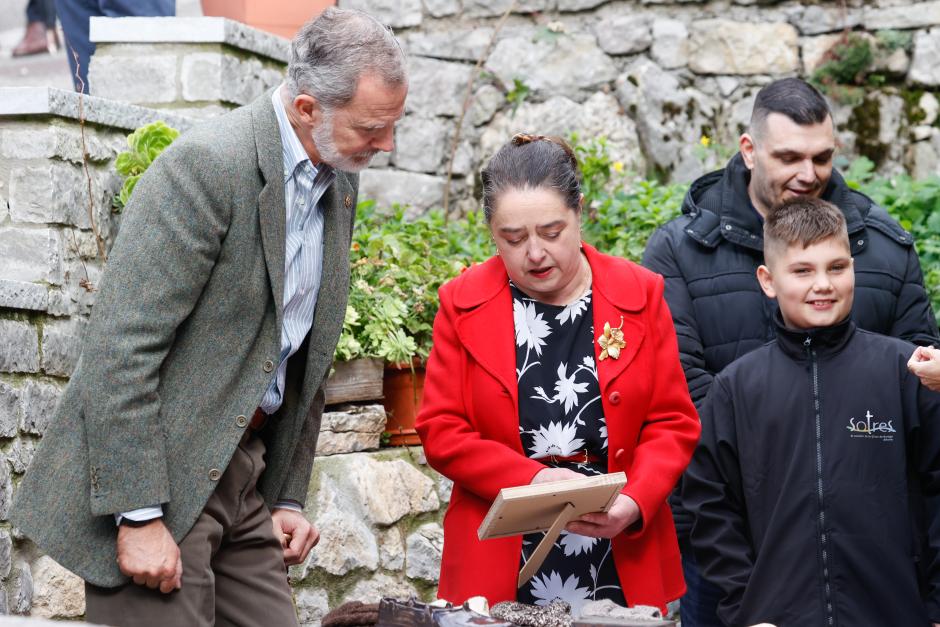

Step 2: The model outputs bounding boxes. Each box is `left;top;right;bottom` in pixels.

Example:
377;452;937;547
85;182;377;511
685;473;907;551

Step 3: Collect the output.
441;0;518;219
71;46;108;268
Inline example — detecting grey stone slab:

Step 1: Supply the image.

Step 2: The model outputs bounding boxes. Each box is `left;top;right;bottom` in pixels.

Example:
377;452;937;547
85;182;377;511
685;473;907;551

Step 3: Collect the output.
0;226;63;286
19;379;61;436
0;280;48;313
406;56;474;117
7;438;35;475
486;33;618;101
0;381;19;439
0;87;195;133
337;0;423;28
422;0;460;18
89;52;179;104
864;1;940;30
403;28;494;62
594;15;652;55
41;317;87;378
405;523;443;582
0;321;39;374
912;28;940;86
7;562;31;614
359;168;446;215
393;115;450;173
89;16;289;62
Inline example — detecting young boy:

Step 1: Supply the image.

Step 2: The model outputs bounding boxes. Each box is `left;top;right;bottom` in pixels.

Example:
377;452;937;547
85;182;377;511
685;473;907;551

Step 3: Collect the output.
682;197;940;627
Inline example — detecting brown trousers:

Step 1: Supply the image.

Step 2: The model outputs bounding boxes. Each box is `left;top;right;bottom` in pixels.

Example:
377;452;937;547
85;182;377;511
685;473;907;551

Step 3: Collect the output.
85;434;300;627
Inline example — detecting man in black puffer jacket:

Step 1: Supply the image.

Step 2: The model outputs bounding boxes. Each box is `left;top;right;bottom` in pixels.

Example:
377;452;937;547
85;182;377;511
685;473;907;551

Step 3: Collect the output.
642;78;939;626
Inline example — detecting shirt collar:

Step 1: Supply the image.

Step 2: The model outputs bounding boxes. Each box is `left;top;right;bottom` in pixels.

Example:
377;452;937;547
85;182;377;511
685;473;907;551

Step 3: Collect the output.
272;85;318;183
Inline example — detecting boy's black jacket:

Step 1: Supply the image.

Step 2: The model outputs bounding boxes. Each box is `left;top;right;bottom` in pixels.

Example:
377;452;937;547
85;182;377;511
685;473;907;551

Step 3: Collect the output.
683;312;940;627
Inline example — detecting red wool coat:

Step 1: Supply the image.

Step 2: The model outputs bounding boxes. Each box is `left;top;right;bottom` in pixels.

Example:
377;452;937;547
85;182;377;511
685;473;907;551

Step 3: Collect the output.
415;243;701;611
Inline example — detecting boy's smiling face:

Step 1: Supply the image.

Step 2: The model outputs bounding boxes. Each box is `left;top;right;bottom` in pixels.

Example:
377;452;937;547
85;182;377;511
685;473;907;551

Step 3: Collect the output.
757;235;855;330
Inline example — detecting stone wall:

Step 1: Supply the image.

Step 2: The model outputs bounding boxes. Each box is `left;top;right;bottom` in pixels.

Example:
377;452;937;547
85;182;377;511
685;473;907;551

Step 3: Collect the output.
5;0;940;622
87;3;940;218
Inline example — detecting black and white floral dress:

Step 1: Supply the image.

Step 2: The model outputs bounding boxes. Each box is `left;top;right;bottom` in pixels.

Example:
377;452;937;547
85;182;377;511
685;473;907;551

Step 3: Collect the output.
511;282;627;616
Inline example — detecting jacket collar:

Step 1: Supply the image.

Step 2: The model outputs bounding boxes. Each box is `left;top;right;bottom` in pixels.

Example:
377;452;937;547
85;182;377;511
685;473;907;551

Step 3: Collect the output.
682;153;871;252
452;243;649;406
452;242;646;312
773;308;856;361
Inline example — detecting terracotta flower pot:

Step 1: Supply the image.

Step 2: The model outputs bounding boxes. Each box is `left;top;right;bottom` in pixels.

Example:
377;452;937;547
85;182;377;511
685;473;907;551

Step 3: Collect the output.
200;0;335;39
382;362;425;446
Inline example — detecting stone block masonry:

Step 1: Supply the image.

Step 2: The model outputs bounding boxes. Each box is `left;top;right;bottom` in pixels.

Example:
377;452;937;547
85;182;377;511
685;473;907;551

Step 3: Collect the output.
88;17;288;116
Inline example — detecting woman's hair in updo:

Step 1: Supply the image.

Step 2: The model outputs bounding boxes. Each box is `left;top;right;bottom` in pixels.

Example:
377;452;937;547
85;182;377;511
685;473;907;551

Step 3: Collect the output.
481;133;582;223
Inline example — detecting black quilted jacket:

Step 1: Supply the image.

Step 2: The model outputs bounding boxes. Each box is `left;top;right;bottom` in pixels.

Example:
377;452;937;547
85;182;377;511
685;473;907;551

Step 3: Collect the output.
642;153;939;537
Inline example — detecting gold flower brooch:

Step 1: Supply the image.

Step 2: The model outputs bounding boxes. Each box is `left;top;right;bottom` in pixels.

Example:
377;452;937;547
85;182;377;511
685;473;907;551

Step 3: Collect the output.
598;317;626;361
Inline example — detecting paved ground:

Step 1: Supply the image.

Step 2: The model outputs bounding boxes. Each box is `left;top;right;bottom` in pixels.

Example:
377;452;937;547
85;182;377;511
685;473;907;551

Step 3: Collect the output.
0;0;201;90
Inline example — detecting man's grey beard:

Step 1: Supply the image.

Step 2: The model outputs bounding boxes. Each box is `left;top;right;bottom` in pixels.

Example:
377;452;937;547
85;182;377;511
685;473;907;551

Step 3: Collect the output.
312;112;376;173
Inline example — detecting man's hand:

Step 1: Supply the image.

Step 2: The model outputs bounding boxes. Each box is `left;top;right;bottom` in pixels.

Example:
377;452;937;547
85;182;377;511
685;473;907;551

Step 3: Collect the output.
908;346;940;392
116;519;182;594
271;508;319;566
565;494;641;539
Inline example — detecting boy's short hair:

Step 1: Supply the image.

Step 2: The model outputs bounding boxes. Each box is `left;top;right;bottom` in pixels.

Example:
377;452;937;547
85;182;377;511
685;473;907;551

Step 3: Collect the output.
763;197;849;264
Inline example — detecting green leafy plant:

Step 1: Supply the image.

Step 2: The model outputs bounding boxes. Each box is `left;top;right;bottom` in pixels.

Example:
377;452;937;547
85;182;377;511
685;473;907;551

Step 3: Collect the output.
336;202;492;364
113;121;180;211
505;78;531;116
845;157;940;314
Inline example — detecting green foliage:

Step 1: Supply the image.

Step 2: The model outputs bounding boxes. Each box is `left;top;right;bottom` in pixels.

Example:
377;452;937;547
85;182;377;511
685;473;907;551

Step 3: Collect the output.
574;135;686;261
812;33;874;87
113;121;180;211
505;79;531;116
876;29;913;53
845;159;940;315
337;202;493;364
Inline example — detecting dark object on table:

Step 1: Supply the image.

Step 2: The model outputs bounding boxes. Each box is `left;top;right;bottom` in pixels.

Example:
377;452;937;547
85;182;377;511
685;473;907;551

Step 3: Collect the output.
490;600;572;627
574;617;676;627
377;598;514;627
322;601;381;627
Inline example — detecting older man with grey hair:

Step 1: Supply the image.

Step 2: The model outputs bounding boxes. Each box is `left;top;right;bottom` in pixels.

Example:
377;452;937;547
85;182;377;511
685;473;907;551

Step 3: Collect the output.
12;8;407;625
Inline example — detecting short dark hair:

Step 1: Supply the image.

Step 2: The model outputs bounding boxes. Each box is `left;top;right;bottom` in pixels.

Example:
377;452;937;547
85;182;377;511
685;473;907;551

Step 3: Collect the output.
764;197;849;264
481;133;581;223
750;78;831;138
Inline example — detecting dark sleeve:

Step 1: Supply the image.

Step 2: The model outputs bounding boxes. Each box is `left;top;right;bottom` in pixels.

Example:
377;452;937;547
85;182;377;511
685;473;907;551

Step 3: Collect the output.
642;226;714;407
911;371;940;621
891;244;939;347
682;377;754;625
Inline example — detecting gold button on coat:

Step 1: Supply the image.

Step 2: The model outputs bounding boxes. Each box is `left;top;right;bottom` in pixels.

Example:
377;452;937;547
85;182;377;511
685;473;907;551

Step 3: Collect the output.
208;468;222;481
235;415;248;428
263;359;275;373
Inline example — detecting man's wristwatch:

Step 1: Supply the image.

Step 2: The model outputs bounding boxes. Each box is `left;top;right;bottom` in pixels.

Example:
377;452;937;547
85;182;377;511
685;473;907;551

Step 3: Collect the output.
119;517;158;528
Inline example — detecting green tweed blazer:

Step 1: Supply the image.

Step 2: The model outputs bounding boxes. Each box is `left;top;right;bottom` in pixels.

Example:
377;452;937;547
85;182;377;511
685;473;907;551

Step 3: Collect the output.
12;90;357;586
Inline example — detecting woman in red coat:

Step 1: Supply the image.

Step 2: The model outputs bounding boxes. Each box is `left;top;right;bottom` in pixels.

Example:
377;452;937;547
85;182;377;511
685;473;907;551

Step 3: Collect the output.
415;134;699;614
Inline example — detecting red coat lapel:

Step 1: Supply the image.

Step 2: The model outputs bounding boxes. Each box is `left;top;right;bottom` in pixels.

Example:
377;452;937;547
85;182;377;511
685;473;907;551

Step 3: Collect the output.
583;244;648;394
452;256;519;411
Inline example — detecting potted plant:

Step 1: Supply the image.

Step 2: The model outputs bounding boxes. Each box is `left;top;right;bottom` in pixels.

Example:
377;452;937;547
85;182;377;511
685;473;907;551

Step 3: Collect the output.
333;202;491;444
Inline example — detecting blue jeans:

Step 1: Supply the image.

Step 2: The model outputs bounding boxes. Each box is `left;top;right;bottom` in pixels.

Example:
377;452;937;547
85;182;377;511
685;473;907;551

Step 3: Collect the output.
680;550;725;627
26;0;57;26
55;0;175;92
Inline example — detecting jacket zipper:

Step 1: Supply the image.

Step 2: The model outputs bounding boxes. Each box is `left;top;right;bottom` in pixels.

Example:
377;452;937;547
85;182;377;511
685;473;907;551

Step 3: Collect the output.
807;336;835;627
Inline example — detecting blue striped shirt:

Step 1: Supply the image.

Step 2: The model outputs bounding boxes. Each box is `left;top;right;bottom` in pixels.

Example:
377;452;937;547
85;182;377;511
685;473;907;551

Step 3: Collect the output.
260;86;335;414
